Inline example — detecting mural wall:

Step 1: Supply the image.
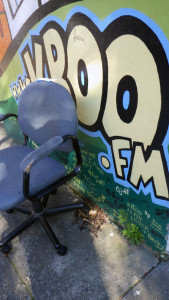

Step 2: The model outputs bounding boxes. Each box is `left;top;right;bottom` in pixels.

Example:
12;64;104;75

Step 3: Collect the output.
1;0;169;252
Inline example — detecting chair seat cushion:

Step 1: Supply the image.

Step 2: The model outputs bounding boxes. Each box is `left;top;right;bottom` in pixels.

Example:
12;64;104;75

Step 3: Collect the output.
0;145;66;210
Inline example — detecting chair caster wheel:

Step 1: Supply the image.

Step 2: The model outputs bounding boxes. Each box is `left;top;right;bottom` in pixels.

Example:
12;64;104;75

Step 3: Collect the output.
1;243;12;255
6;209;14;214
57;245;67;256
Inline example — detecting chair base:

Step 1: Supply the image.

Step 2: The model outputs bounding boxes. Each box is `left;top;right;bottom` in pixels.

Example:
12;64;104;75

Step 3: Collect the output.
0;199;84;256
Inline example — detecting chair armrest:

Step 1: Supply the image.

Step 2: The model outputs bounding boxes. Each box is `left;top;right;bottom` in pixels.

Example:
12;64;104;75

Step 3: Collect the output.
0;113;17;122
62;135;82;173
20;135;63;172
0;112;29;146
0;113;29;145
22;135;82;200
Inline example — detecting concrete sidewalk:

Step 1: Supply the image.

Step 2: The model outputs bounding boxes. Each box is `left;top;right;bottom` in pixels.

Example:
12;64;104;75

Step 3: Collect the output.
0;124;169;300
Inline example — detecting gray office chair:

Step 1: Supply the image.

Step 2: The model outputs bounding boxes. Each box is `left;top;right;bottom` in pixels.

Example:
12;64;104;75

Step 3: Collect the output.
0;80;84;256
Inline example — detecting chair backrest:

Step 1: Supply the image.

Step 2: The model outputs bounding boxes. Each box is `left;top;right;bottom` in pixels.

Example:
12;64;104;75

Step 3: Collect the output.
18;81;78;152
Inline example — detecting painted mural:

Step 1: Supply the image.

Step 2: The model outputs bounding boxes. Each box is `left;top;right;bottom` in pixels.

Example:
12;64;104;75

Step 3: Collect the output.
1;0;169;252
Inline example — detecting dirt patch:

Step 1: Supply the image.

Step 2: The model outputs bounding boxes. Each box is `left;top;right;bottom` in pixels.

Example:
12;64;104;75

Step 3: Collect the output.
73;200;109;239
